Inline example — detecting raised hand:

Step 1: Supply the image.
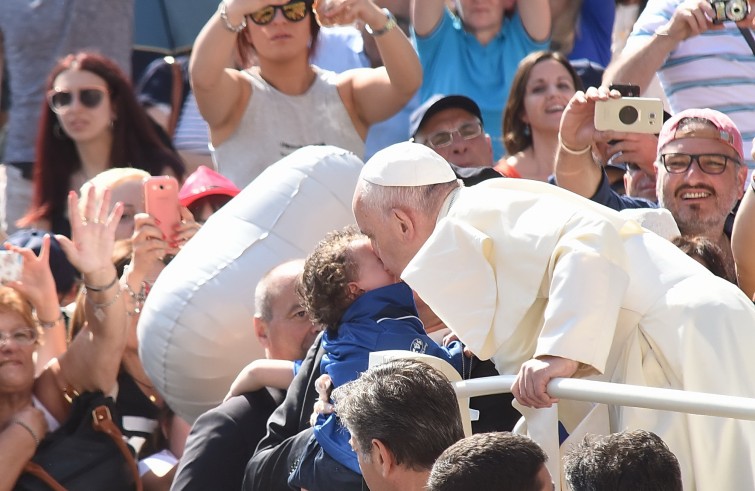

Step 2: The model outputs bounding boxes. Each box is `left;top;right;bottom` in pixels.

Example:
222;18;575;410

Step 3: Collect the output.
57;187;123;278
3;235;57;314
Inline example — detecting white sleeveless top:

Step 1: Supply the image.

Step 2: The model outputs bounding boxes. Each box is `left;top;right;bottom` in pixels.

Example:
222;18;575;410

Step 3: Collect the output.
212;66;364;188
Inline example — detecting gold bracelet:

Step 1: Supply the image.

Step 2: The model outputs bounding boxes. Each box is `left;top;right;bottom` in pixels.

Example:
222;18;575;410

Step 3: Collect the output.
558;134;592;155
13;419;40;447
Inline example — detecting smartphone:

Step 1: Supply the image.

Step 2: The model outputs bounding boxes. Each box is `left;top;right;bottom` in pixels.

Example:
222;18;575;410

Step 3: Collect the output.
0;251;23;283
595;97;664;134
144;176;180;240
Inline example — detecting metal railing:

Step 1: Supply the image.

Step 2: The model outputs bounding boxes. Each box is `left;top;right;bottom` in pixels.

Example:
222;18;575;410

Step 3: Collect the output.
453;375;755;420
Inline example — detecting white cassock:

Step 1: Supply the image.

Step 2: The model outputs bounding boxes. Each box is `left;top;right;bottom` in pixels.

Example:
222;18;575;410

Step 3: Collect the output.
402;178;755;491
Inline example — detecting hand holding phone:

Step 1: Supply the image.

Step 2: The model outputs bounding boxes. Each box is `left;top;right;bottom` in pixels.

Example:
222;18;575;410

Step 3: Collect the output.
144;176;180;241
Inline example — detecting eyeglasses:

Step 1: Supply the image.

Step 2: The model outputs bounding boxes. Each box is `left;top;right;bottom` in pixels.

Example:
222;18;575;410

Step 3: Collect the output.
47;87;108;114
0;328;38;347
247;0;310;25
422;121;483;149
660;153;740;175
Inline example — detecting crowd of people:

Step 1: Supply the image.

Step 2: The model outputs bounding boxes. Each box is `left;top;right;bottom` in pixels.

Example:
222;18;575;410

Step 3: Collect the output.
1;0;755;489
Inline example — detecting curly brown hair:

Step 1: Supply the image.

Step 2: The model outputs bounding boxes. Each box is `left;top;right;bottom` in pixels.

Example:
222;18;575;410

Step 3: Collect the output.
297;225;364;332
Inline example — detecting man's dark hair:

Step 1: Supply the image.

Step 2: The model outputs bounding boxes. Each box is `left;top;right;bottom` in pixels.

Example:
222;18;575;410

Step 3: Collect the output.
427;432;549;491
332;358;464;471
564;430;683;491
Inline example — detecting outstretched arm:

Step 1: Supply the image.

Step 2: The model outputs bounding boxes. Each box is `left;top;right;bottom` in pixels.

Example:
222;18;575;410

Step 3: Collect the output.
518;0;551;42
336;0;422;132
35;188;126;421
225;359;295;401
4;236;66;373
190;0;288;133
603;0;722;91
555;86;622;198
411;0;445;37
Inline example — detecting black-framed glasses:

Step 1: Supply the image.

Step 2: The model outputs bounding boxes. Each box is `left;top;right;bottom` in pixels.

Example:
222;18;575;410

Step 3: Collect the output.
423;121;483;149
0;328;38;347
660;153;740;175
247;0;310;25
47;87;108;114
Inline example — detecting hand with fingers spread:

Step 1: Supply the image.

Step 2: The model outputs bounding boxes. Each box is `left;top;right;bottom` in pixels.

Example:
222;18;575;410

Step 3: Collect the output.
56;187;123;279
511;356;580;409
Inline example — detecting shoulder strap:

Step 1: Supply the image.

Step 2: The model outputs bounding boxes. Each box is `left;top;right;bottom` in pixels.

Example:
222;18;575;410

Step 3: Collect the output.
92;404;143;491
21;462;67;491
738;27;755;56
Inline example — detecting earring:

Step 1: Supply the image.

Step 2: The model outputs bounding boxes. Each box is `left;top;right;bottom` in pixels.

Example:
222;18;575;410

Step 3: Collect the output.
523;124;531;137
53;122;67;140
110;119;115;129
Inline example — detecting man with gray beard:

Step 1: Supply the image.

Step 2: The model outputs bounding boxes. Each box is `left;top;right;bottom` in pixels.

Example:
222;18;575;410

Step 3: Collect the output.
555;87;747;280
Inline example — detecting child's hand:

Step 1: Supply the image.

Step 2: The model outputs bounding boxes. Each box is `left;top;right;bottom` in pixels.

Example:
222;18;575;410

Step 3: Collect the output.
443;331;475;358
309;374;333;426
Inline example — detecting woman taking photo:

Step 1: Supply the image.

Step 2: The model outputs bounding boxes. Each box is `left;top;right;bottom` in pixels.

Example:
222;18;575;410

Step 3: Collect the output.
190;0;422;188
497;50;582;181
19;51;185;236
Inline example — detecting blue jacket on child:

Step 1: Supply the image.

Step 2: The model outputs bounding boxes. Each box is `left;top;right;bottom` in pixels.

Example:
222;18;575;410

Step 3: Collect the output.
314;281;464;474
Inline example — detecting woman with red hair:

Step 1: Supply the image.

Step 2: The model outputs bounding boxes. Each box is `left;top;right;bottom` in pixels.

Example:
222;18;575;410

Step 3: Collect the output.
19;51;185;236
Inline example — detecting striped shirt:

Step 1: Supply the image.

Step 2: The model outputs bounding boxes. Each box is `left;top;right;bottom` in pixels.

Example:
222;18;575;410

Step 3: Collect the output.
627;0;755;168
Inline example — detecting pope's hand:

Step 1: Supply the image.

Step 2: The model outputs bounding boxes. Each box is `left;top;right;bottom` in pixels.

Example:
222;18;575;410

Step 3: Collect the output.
511;356;579;409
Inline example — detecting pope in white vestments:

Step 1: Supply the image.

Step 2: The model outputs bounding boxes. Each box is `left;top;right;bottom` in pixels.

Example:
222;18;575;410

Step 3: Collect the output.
353;142;755;491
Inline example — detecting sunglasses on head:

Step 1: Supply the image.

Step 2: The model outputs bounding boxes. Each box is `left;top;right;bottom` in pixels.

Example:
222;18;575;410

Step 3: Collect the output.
247;0;310;25
47;87;108;114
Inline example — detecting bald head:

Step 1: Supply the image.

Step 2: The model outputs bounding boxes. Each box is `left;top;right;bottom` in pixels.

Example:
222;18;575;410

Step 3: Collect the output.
254;259;318;361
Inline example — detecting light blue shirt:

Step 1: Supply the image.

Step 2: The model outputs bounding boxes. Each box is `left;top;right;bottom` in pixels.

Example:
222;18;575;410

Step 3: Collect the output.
413;9;548;159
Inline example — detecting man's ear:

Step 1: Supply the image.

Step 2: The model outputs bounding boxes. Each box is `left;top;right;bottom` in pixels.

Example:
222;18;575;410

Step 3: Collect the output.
372;439;395;478
485;133;494;163
391;207;415;238
253;316;270;349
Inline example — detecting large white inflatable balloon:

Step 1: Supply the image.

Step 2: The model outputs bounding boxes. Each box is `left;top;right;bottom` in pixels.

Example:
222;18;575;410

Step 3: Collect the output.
138;146;363;422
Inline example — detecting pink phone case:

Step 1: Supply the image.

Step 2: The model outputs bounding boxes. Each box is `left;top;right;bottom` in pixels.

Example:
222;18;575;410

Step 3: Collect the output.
144;176;180;240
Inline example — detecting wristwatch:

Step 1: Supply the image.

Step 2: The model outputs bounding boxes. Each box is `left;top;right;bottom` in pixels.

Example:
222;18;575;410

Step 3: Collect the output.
365;8;397;37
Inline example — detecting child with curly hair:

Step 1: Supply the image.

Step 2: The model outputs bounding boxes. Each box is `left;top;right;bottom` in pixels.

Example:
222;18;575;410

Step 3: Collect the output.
227;225;464;490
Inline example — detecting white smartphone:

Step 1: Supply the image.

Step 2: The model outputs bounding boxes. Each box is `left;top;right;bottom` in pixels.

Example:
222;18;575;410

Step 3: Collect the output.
595;97;664;134
0;251;23;282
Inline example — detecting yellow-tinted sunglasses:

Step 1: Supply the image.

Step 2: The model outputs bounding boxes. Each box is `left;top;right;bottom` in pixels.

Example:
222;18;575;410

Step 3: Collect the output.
247;0;310;25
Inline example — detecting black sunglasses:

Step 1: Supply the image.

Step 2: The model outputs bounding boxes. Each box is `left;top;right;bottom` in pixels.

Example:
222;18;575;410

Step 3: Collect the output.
47;87;108;114
247;0;310;25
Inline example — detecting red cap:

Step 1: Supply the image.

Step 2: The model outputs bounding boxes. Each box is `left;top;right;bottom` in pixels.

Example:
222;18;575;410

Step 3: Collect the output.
657;108;744;161
178;166;240;207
